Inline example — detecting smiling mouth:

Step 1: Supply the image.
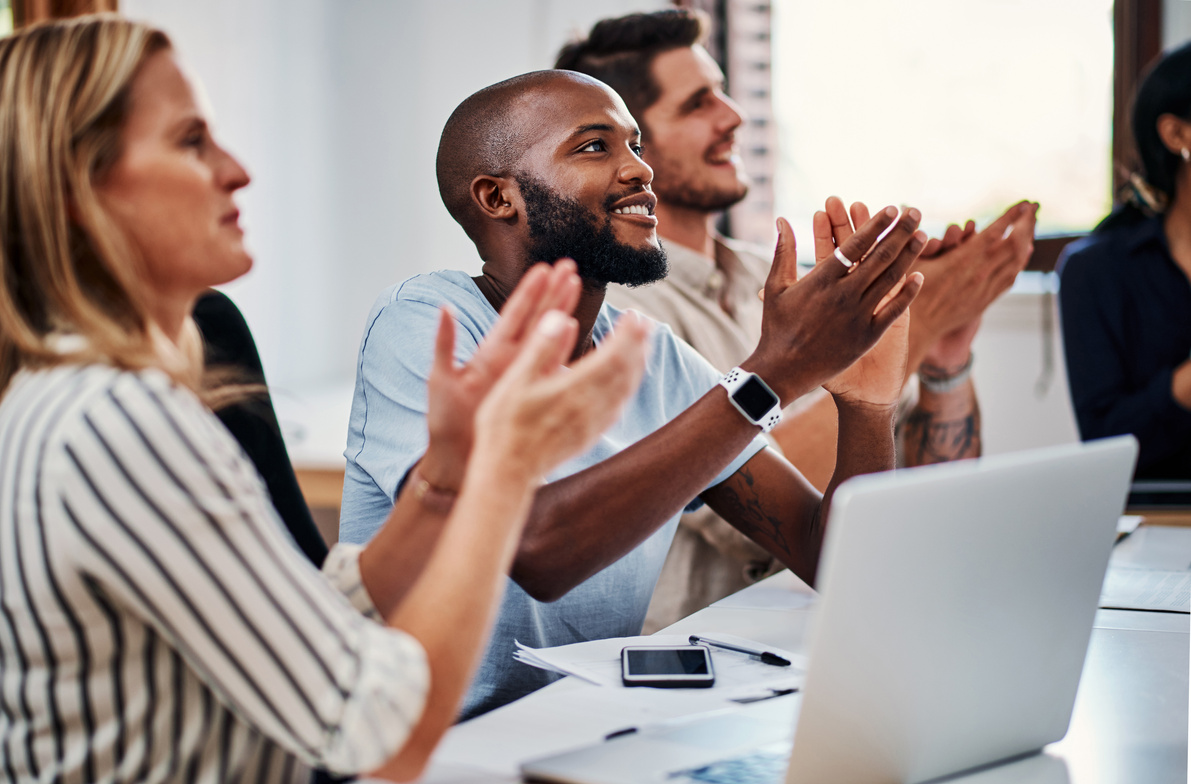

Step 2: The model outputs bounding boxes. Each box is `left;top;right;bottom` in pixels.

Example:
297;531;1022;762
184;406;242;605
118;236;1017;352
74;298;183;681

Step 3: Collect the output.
611;204;653;216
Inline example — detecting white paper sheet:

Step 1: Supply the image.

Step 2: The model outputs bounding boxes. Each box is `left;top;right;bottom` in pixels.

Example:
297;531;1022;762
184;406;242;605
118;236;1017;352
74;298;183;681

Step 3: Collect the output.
1099;566;1191;613
512;633;805;701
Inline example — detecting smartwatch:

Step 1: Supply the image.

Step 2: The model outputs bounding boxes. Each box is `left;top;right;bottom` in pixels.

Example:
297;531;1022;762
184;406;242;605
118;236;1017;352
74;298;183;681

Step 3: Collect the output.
719;367;782;432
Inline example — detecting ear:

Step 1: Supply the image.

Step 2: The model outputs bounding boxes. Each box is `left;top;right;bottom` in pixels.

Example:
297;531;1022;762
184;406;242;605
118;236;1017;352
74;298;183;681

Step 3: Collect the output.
471;175;518;221
1156;113;1191;158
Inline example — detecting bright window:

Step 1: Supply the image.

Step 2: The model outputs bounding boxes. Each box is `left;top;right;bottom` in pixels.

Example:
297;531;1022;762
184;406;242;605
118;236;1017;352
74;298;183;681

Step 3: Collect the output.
771;0;1114;245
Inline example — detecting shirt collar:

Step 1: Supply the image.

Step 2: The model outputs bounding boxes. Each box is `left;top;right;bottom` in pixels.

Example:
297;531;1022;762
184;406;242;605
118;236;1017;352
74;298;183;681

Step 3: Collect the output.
1123;214;1170;255
659;236;735;297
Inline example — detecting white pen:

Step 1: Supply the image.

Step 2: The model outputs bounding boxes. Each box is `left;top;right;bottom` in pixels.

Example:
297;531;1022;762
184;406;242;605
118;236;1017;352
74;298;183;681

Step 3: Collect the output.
688;634;791;667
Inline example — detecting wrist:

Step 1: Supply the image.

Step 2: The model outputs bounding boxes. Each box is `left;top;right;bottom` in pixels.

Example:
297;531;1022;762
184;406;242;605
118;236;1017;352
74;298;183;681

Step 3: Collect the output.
918;353;974;394
407;463;458;516
419;441;469;490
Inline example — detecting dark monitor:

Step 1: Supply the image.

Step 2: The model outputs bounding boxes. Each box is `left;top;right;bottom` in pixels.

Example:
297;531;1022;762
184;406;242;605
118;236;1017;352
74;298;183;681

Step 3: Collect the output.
1127;480;1191;509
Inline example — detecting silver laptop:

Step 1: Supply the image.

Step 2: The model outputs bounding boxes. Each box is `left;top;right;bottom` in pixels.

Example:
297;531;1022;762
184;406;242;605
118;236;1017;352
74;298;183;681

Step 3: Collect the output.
521;436;1138;784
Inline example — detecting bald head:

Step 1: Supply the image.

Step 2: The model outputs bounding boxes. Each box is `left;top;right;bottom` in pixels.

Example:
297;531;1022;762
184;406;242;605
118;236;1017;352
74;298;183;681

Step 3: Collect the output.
435;70;616;237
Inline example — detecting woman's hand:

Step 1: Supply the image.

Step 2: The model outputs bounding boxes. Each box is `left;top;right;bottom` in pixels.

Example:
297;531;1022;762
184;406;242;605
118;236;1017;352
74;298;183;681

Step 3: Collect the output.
471;308;652;488
419;261;582;490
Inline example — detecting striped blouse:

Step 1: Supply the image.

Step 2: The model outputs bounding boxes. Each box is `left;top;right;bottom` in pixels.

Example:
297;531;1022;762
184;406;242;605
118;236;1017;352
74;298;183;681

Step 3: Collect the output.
0;363;428;783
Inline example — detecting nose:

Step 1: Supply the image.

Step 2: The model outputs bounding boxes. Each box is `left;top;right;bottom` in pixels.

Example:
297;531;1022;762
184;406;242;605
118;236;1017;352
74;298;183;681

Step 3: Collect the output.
619;148;653;187
716;92;746;135
215;142;251;192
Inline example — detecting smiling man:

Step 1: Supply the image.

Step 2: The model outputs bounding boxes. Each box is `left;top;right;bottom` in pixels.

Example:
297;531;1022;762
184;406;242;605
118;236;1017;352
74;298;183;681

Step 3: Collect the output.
340;69;928;718
557;9;1040;629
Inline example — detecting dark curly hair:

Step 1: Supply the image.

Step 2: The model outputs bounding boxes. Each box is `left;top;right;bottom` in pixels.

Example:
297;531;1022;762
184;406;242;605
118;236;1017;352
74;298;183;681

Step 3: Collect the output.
554;9;708;133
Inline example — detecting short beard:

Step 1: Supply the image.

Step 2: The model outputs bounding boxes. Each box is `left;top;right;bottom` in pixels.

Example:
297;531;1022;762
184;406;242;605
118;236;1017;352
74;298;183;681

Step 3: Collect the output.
654;177;748;212
518;175;668;288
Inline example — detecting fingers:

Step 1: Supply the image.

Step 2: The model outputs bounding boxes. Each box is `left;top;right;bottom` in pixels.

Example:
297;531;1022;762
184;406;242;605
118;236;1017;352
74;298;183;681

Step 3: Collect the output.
848;201;871;228
812;210;836;264
506;309;578;385
981;199;1032;241
872;270;924;332
824;196;854;247
492;263;551;344
834;205;898;273
432;306;458;375
766;217;800;290
840;206;918;289
567;312;651;415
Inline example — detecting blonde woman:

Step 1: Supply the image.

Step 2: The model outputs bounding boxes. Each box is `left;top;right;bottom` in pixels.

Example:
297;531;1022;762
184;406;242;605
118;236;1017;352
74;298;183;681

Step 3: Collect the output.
0;15;649;783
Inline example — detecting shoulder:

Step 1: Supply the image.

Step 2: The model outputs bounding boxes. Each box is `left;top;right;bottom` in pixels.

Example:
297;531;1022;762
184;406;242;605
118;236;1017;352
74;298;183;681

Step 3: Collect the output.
360;270;493;355
1058;219;1159;284
7;363;224;488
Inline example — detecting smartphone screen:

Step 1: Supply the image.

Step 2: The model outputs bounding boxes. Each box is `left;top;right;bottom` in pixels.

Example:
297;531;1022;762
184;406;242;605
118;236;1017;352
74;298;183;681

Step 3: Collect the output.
625;648;711;675
621;645;715;688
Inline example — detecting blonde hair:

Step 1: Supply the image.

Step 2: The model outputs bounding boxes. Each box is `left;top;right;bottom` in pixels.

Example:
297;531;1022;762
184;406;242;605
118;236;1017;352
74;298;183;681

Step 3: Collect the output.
0;14;208;396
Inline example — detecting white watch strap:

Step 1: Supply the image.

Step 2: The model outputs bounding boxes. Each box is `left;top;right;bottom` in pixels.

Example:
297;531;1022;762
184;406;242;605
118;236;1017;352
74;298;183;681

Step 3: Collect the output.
719;367;783;433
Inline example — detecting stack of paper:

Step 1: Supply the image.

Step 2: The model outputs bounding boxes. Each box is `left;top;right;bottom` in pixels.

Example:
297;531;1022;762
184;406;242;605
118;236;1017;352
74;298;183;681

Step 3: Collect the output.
513;632;806;703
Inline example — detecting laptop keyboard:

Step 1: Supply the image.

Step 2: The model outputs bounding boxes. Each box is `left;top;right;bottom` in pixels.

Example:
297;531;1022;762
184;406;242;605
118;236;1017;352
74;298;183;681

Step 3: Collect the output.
671;749;788;784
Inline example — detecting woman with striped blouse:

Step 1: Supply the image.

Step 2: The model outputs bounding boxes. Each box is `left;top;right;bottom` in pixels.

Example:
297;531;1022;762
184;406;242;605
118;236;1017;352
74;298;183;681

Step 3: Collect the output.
0;15;650;783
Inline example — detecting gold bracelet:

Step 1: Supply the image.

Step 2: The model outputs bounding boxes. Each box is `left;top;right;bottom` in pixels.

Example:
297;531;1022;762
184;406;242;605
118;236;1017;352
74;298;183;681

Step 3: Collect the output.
409;465;458;515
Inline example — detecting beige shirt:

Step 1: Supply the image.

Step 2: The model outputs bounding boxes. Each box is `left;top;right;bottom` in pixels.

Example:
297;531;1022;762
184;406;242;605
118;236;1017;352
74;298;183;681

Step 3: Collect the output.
606;236;780;632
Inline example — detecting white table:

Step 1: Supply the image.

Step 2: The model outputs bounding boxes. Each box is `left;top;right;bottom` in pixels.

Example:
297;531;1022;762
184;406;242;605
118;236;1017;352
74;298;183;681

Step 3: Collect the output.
416;528;1190;783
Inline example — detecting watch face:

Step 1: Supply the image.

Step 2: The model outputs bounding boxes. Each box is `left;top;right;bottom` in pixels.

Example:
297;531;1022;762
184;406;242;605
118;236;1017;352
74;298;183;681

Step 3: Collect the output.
735;375;779;420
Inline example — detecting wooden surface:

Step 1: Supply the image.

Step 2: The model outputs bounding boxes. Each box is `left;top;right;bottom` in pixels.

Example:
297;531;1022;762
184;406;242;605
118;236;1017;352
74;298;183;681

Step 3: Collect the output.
295;466;344;511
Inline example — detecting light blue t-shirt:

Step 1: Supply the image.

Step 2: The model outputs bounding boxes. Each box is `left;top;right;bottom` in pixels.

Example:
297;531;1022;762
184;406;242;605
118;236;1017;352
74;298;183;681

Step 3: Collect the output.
339;270;768;718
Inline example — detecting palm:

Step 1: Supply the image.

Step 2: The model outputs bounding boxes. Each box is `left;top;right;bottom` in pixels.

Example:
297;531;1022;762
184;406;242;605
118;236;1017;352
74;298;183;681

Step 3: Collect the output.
824;309;909;405
812;197;912;407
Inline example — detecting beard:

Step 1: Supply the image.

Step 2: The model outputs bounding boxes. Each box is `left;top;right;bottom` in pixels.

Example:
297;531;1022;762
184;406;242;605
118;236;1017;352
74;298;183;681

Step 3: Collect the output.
646;145;750;212
518;175;668;288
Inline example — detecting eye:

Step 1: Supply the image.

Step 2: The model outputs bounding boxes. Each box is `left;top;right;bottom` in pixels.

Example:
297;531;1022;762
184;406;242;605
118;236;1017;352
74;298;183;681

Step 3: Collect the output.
631;143;645;157
579;139;607;153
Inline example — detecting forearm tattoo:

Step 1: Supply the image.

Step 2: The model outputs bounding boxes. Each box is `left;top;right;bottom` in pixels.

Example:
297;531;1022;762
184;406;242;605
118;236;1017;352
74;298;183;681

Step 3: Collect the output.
717;465;794;557
899;408;982;466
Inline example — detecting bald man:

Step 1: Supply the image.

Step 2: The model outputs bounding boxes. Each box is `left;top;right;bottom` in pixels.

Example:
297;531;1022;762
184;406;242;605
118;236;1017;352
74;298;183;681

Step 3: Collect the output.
340;70;927;717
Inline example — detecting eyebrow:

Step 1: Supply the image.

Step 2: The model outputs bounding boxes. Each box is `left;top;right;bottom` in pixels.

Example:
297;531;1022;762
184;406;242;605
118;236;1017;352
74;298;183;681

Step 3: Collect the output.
568;122;641;140
171;115;207;136
679;86;713;114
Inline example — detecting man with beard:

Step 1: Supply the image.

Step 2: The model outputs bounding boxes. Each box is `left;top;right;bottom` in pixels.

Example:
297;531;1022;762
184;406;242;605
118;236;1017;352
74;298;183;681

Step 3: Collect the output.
557;9;1040;629
340;69;927;718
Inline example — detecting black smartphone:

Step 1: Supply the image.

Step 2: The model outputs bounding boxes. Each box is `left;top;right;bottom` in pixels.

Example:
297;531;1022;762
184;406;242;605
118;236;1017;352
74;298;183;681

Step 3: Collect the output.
621;645;715;688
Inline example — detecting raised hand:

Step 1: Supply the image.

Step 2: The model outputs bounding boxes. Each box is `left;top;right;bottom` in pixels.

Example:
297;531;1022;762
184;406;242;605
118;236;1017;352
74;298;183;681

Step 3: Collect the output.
742;205;926;406
472;309;651;487
908;200;1038;372
810;197;914;407
420;261;582;490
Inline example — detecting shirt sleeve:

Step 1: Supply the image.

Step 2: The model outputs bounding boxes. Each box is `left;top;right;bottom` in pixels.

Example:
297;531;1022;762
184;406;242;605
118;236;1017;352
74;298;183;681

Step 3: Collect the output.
339;290;480;545
1059;248;1191;471
49;371;428;775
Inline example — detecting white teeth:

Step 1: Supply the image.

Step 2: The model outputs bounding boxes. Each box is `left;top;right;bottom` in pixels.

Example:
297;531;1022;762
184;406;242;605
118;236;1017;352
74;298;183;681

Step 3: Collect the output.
614;204;650;215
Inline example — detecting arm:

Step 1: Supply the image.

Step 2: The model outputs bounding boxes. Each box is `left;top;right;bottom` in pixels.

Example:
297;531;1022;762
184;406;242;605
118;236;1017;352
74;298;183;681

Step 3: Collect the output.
513;208;926;597
1059;249;1191;471
770;198;986;489
371;304;651;781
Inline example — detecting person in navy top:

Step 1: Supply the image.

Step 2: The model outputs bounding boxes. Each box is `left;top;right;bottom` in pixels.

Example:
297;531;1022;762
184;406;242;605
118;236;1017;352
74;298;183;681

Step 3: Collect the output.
1058;42;1191;479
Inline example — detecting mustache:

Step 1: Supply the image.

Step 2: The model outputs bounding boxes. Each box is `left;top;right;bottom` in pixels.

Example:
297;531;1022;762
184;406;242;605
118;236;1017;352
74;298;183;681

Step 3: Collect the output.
603;188;651;211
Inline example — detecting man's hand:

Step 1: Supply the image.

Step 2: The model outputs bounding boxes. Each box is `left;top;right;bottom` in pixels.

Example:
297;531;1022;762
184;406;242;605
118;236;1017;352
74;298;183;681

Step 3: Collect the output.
742;206;926;406
907;200;1038;372
420;261;582;490
811;197;913;407
474;309;651;487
